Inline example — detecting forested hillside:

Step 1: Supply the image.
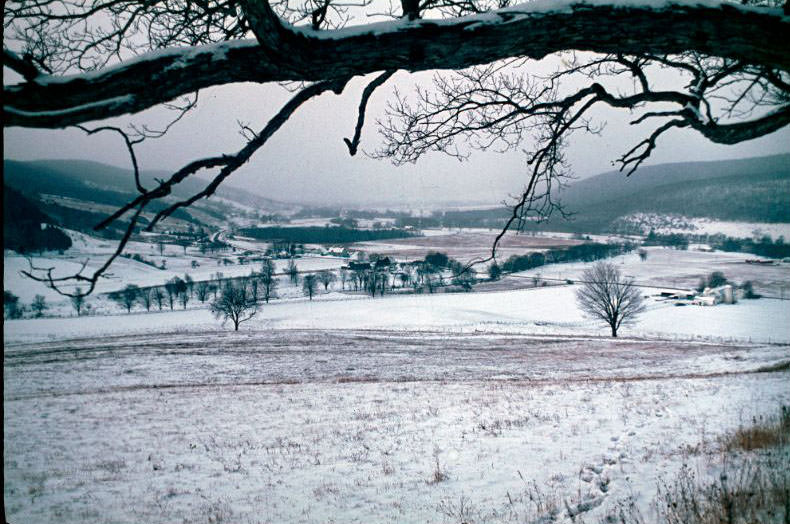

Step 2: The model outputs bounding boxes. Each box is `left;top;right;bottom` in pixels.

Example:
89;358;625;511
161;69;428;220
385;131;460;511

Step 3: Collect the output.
3;159;297;236
434;155;790;232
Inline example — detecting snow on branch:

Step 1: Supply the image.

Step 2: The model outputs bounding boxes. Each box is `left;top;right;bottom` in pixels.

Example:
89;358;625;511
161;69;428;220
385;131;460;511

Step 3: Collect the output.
4;0;789;128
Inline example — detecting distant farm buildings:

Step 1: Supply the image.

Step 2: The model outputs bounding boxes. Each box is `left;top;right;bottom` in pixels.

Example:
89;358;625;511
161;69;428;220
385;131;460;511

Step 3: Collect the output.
691;284;738;305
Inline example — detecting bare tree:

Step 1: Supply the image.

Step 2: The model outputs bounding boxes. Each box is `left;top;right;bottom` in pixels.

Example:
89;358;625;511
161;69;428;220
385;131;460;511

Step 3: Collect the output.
339;268;349;290
5;0;788;295
184;274;195;297
110;284;140;313
195;281;211;303
351;268;366;291
317;270;336;291
302;274;318;300
164;279;178;310
70;287;85;316
260;259;278;303
138;287;153;311
575;262;646;337
31;294;47;317
211;285;257;331
152;287;165;310
179;287;190;309
287;259;300;285
399;268;413;288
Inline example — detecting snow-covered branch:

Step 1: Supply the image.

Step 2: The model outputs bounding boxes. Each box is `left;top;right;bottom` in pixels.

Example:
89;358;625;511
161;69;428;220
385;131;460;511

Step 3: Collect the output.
4;0;789;128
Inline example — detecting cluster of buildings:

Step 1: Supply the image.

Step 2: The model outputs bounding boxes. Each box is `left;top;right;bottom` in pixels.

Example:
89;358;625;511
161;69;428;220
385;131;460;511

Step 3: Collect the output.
661;284;741;306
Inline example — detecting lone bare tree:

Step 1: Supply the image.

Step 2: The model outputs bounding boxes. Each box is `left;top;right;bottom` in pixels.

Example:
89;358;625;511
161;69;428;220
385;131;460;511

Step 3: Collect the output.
5;0;789;295
575;262;646;337
210;285;257;331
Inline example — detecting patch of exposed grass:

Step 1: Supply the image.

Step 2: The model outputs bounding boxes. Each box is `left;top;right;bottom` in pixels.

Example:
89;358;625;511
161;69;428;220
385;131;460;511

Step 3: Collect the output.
654;456;789;524
720;406;790;452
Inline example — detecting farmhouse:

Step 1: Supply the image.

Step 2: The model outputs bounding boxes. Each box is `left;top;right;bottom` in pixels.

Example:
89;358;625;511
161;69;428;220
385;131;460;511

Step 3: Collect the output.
701;284;736;305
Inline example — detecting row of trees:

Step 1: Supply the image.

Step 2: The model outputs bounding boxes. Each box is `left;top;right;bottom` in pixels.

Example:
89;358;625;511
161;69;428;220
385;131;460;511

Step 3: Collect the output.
4;290;88;319
644;231;790;259
4;291;46;319
498;243;635;274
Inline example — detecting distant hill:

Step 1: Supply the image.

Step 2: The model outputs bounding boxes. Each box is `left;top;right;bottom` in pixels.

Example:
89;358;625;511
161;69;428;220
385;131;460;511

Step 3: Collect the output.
3;185;72;253
3;159;299;235
551;153;790;229
436;154;790;232
3;159;295;211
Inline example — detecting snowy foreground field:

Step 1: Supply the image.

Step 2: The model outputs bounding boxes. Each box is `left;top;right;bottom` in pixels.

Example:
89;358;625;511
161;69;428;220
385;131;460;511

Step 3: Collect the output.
5;239;790;522
4;329;790;523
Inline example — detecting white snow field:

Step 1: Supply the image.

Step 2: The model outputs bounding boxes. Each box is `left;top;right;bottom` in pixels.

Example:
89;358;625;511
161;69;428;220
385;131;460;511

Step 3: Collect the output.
4;329;790;523
5;237;790;523
5;284;790;346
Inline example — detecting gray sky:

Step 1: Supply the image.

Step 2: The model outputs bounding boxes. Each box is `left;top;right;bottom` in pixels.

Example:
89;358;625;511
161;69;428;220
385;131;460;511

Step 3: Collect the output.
5;69;790;207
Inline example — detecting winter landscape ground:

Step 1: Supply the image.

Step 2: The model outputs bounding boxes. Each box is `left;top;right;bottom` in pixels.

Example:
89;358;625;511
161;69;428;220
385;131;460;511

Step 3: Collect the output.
4;219;790;523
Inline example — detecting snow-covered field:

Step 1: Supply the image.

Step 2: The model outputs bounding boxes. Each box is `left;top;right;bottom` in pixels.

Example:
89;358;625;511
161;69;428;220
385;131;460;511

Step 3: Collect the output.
5;284;790;345
616;213;790;239
4;330;789;523
5;230;790;523
514;246;790;297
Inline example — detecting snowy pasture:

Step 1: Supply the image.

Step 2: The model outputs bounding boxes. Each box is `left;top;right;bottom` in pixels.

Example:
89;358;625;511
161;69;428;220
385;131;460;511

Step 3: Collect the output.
5;232;790;523
4;330;790;523
5;284;790;345
514;246;790;297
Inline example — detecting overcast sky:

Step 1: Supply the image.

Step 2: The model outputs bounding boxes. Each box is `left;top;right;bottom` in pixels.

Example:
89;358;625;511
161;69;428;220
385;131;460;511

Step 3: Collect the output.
5;68;790;207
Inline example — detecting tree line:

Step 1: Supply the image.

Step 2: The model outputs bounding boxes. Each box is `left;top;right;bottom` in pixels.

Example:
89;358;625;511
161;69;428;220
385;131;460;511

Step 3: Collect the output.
645;231;790;259
497;243;636;274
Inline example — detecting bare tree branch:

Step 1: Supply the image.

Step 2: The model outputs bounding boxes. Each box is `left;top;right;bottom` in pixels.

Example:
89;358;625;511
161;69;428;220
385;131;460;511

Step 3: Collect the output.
144;77;350;229
20;203;146;297
344;69;396;155
6;0;790;298
380;52;789;269
4;1;789;128
3;47;43;80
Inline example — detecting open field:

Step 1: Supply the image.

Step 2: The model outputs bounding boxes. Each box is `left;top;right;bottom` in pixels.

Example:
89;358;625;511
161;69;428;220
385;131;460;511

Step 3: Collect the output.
6;282;790;345
4;330;789;523
6;225;790;522
514;246;790;297
357;230;588;262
